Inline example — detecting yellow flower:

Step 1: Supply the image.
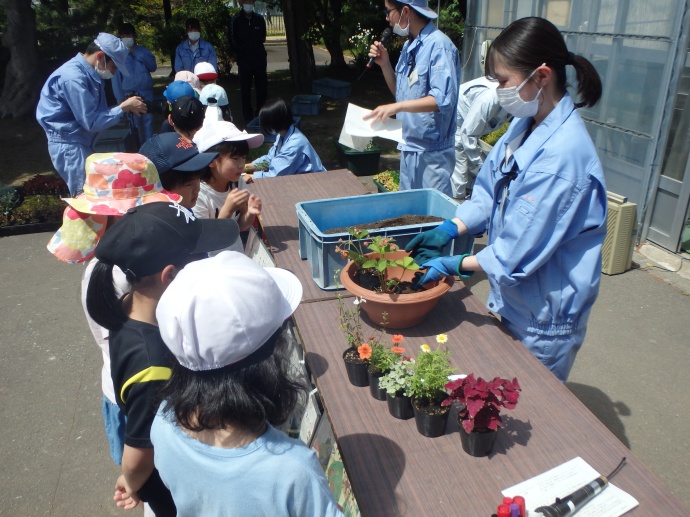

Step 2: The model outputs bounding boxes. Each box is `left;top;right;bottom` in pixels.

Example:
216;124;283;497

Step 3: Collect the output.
436;334;448;344
420;344;431;353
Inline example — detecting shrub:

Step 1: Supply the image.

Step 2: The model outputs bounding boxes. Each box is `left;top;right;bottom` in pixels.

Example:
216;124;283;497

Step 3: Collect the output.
4;196;65;226
21;175;69;197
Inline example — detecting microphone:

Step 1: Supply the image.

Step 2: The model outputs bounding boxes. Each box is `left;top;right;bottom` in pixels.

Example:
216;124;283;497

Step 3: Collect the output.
366;28;393;68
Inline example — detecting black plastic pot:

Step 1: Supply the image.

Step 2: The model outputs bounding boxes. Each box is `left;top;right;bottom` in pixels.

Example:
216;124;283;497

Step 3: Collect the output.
342;349;369;387
458;422;498;457
368;369;387;401
412;400;450;438
386;391;414;420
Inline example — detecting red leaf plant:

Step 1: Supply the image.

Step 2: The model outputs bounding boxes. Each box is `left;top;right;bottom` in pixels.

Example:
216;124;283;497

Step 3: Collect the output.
442;374;521;434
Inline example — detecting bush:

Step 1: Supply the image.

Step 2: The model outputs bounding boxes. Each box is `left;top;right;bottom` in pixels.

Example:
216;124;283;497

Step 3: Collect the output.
0;185;23;216
2;195;66;226
21;175;69;197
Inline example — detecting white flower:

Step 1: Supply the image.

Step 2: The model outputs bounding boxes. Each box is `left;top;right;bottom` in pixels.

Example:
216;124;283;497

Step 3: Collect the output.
353;298;366;305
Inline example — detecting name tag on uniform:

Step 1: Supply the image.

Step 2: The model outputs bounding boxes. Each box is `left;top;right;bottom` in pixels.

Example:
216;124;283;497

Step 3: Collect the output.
408;69;418;87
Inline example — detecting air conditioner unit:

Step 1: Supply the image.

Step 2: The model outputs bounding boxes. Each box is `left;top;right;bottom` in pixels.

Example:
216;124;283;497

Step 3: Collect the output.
601;192;637;275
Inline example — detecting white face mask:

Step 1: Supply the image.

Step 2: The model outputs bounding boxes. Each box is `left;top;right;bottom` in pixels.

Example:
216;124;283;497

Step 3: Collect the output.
393;10;410;37
243;4;254;13
496;64;545;118
121;37;135;49
188;32;200;42
95;56;113;80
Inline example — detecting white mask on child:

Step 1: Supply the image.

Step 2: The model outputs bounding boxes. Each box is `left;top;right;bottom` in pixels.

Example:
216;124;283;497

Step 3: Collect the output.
496;64;545;118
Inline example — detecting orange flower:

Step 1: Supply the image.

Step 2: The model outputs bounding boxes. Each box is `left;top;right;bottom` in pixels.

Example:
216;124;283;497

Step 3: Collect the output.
391;334;404;344
391;346;406;355
358;343;372;360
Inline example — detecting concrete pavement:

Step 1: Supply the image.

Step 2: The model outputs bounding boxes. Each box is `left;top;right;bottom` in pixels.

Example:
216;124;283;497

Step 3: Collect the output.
1;223;689;515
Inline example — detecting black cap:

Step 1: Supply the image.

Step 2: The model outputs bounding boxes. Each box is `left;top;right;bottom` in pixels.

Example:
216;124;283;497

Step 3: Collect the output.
139;133;218;174
171;95;204;130
95;202;240;278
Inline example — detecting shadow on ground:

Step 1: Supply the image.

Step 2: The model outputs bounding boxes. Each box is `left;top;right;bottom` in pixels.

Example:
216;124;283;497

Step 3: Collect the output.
566;382;631;448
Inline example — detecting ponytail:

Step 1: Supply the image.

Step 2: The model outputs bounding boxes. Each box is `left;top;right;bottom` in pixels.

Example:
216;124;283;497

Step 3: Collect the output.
569;54;602;108
86;261;128;332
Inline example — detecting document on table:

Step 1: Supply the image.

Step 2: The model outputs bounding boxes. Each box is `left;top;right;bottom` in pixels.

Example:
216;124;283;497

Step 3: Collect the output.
338;103;405;151
502;457;639;517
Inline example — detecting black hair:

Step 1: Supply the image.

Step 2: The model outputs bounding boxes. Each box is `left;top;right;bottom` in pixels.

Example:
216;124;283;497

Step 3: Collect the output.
259;98;294;135
119;23;136;36
84;42;113;64
158;324;308;433
160;169;205;191
201;141;249;183
486;17;602;108
186;18;201;30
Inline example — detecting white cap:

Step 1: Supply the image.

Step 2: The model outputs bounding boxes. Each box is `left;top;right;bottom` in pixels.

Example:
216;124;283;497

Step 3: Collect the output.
94;33;130;76
199;84;229;107
194;61;218;81
193;121;264;152
156;251;303;371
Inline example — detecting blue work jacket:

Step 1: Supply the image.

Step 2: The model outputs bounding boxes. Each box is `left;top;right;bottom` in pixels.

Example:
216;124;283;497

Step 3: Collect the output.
174;39;218;73
111;45;157;103
36;53;123;147
456;93;608;335
395;22;459;152
252;125;326;178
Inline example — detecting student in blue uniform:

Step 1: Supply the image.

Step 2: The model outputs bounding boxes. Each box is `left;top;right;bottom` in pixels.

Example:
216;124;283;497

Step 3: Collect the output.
36;33;147;196
365;0;459;197
174;18;218;74
243;98;326;180
407;17;607;382
111;23;158;146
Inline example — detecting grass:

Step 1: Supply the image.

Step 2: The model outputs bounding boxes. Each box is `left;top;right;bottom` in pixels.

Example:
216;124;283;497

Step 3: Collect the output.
1;59;400;186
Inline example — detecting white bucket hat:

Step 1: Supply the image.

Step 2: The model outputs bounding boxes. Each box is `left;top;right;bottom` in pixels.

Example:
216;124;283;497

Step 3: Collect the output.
193;121;264;152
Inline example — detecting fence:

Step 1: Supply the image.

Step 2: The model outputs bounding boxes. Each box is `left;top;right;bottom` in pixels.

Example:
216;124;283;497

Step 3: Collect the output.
265;13;285;37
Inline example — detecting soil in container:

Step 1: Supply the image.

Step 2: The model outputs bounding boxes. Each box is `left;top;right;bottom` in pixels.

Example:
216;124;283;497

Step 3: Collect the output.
325;215;443;234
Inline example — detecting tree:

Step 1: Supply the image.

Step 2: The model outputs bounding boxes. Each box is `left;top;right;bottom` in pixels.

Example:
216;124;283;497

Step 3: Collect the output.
281;0;315;91
0;0;40;118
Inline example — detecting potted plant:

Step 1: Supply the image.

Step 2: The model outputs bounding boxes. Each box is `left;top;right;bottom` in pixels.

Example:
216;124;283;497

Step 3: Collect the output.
335;138;382;176
373;169;400;192
366;334;406;401
336;288;369;387
379;356;416;420
408;337;455;437
337;228;454;329
443;373;521;457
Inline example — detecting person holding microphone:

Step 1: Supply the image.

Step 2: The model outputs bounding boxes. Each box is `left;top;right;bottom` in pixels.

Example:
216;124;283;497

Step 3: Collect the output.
364;1;459;197
407;17;607;383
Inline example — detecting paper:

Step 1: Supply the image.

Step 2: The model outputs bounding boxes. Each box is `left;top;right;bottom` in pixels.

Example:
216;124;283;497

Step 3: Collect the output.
502;457;639;517
339;103;405;151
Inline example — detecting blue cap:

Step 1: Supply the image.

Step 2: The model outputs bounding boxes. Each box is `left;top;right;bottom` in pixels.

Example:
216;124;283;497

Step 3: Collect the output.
404;0;437;19
94;33;130;76
139;133;218;175
164;80;196;103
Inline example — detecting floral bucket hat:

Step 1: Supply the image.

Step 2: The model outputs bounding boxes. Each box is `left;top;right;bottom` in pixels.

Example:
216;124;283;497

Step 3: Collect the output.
47;152;181;264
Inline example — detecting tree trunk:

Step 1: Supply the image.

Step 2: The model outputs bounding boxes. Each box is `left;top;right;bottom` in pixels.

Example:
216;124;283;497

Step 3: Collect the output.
163;0;175;76
0;0;40;119
281;0;315;92
320;0;347;69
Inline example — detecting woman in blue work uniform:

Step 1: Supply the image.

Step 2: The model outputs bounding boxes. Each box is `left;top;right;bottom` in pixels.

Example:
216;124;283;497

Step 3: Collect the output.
365;0;459;197
407;17;607;382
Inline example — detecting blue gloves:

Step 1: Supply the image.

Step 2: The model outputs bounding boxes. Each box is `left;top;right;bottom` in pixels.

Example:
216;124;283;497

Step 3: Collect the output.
415;255;474;286
405;219;458;265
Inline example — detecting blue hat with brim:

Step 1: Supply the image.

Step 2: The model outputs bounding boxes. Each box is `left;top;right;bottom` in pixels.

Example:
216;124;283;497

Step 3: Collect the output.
405;0;437;19
94;33;130;76
164;80;196;103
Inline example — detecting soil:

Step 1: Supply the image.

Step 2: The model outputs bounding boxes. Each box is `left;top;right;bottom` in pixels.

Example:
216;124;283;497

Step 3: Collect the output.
326;215;444;235
412;396;450;416
343;347;367;365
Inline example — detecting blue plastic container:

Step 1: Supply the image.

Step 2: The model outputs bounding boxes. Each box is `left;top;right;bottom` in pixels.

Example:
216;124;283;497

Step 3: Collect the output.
296;189;472;290
291;95;321;116
312;78;352;99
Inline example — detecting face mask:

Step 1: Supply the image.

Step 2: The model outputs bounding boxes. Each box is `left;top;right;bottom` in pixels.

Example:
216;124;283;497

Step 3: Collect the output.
496;64;545;118
188;32;200;42
393;10;410;37
121;37;135;49
95;56;113;80
243;4;254;13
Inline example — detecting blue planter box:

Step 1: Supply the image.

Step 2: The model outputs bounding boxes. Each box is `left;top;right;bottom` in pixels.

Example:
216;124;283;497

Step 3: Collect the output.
312;78;351;99
296;189;473;290
291;95;321;116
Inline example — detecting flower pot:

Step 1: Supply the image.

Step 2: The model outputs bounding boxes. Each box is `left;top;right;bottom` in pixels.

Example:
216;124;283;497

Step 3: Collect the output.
342;348;369;387
412;398;451;438
340;250;454;329
368;368;388;401
335;140;382;176
458;421;498;457
386;391;414;420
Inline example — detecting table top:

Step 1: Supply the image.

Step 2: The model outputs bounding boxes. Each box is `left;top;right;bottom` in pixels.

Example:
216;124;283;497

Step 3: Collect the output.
253;171;688;516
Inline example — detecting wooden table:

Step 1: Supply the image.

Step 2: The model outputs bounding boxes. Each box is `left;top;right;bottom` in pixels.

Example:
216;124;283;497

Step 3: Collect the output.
252;171;688;516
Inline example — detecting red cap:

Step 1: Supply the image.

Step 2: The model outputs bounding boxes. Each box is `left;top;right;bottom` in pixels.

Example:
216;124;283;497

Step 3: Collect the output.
503;497;513;505
513;496;526;517
497;504;511;517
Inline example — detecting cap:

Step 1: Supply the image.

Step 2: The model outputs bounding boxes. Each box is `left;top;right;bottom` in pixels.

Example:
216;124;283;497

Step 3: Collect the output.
156;251;303;371
404;0;438;19
170;95;205;130
94;33;130;76
139;133;218;174
95;202;240;279
193;121;264;152
199;84;229;107
173;71;202;95
163;80;196;104
193;62;218;82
